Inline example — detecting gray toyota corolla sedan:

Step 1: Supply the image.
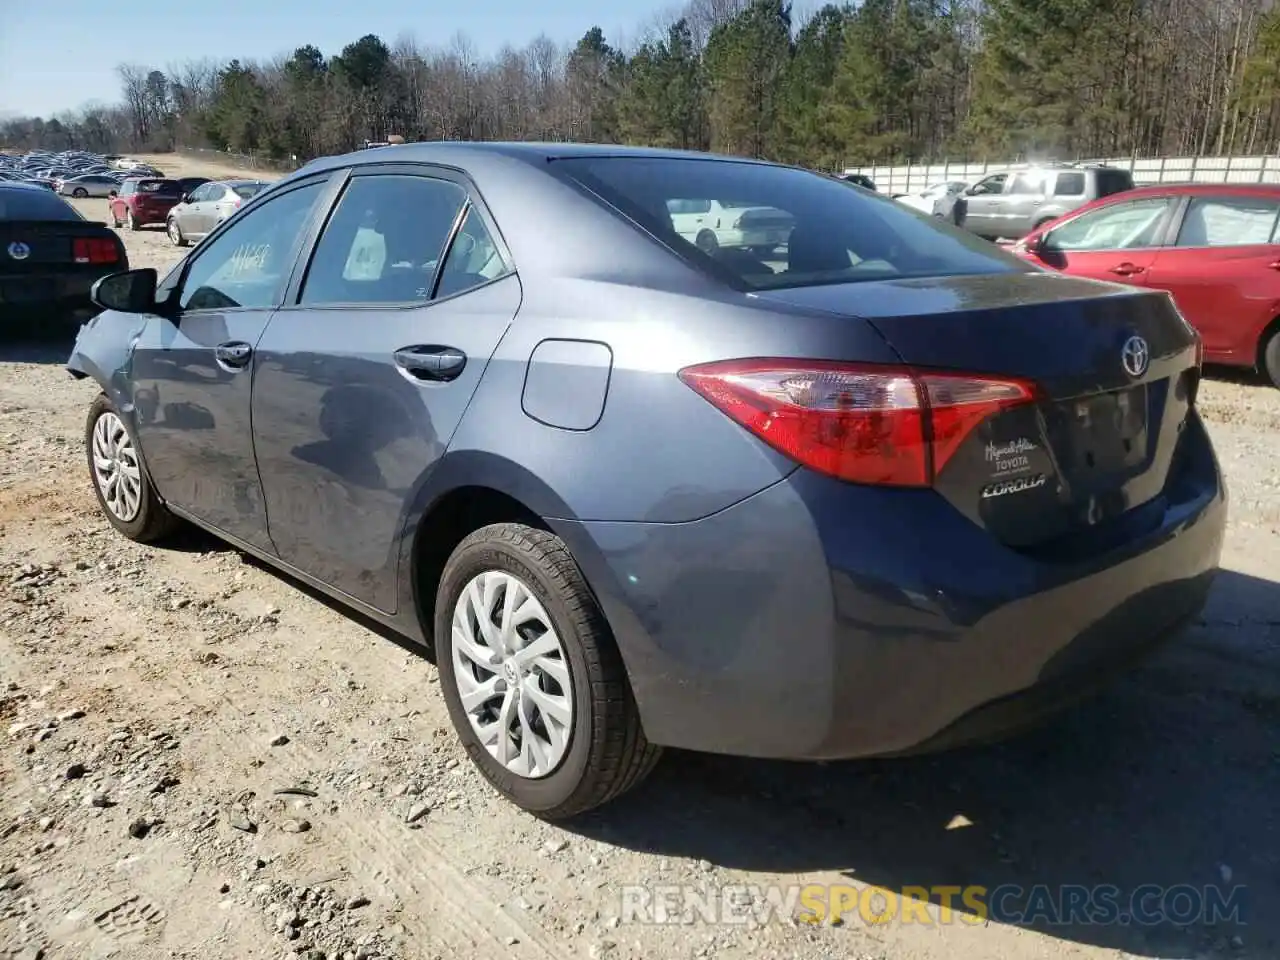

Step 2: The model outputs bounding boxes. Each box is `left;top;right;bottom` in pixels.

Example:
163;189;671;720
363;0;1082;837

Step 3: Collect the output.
67;143;1225;819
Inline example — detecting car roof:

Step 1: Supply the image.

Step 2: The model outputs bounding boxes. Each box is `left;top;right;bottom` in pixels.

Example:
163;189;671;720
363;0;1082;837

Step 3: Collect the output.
1116;181;1280;198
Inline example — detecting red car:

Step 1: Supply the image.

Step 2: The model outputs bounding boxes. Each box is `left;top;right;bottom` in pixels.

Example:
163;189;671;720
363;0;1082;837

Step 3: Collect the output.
107;177;184;231
1010;182;1280;387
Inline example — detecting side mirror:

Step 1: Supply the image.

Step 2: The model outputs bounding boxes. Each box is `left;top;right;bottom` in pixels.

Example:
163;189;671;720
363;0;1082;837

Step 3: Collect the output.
107;191;117;199
90;268;158;314
180;193;191;204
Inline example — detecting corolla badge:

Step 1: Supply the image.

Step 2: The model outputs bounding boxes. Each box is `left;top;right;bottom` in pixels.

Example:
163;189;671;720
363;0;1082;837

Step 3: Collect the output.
1121;335;1150;378
981;474;1047;499
6;241;30;261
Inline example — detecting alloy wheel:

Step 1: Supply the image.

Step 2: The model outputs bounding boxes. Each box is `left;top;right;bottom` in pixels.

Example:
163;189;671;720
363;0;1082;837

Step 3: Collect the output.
91;411;142;523
450;570;573;779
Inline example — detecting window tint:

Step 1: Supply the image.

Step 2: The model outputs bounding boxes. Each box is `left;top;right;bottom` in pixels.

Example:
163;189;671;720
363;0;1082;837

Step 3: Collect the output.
1053;172;1086;196
556;157;1024;290
1175;196;1280;247
1094;169;1134;198
435;206;510;298
179;180;323;311
667;198;711;215
1044;198;1172;251
299;174;466;306
0;187;82;221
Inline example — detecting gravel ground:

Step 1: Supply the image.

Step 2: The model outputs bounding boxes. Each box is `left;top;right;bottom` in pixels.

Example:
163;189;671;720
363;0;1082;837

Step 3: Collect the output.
1;155;1277;960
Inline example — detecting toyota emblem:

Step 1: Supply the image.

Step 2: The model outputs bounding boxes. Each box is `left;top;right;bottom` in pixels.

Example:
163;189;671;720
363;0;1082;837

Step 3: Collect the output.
1121;335;1149;378
6;241;30;261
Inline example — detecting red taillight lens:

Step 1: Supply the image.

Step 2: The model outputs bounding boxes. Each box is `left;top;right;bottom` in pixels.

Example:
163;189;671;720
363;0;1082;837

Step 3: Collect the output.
72;237;119;264
679;359;1038;487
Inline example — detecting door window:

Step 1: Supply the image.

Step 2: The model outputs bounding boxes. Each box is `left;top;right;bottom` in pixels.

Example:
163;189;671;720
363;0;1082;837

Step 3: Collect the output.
178;179;325;311
1053;172;1086;196
435;206;511;299
1043;198;1173;252
1007;172;1046;196
1175;196;1280;247
968;174;1007;196
299;174;468;305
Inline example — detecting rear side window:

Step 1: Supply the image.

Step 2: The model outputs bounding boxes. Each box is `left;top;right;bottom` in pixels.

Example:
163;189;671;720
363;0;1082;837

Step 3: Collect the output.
233;183;265;200
1175;196;1280;247
555;157;1024;290
0;188;82;221
1094;169;1134;198
299;175;468;305
1053;172;1086;196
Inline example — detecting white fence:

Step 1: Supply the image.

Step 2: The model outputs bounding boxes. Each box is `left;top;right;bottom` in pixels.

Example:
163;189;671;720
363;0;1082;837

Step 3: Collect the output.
842;155;1280;195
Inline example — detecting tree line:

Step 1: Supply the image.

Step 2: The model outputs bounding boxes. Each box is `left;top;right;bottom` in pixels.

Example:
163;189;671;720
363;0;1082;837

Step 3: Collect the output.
5;0;1280;170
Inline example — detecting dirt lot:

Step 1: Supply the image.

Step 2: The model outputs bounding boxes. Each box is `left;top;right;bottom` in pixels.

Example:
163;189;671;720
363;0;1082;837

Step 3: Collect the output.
2;153;1278;960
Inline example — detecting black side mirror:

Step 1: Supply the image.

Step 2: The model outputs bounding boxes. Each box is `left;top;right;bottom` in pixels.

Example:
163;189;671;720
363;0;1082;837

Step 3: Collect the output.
180;193;191;204
91;268;158;314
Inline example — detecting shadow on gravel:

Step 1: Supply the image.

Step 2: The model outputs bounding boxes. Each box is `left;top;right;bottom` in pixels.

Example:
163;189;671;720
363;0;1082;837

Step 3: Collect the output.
572;567;1280;959
1203;363;1272;389
0;332;76;365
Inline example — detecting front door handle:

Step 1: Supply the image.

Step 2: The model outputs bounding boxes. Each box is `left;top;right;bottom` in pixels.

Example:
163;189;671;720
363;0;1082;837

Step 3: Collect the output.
393;345;467;382
1109;262;1145;276
1268;260;1280;271
214;341;253;368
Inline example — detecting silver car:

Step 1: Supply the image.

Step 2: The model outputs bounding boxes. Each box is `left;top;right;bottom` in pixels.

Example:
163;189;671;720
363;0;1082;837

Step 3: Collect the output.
960;163;1135;241
166;178;270;246
57;174;119;198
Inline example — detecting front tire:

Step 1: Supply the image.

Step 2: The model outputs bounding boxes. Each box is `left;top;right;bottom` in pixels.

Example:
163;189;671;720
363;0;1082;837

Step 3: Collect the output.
85;394;178;542
72;188;88;198
167;218;188;247
434;523;660;820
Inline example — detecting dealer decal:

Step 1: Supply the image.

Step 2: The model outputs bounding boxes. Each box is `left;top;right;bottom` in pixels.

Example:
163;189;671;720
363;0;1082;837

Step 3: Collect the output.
985;438;1038;475
981;474;1047;499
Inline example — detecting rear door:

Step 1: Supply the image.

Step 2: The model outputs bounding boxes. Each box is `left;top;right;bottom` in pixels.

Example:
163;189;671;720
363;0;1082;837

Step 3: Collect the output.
1027;195;1177;285
251;165;521;613
1000;170;1049;238
1142;192;1280;362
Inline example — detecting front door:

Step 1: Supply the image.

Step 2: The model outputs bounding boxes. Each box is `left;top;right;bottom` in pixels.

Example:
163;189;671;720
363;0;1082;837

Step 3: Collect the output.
251;167;521;613
960;173;1009;238
1028;195;1176;286
128;175;334;550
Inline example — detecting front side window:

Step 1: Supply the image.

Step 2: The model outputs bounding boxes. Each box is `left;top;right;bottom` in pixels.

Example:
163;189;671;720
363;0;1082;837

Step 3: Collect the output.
1043;198;1174;252
179;179;324;311
299;174;467;306
1175;196;1280;247
969;174;1007;196
555;157;1025;290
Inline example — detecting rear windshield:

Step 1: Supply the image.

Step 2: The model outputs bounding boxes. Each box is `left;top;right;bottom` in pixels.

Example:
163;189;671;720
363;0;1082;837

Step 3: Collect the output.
555;157;1024;290
136;178;181;196
232;183;266;200
0;188;82;221
1095;169;1134;198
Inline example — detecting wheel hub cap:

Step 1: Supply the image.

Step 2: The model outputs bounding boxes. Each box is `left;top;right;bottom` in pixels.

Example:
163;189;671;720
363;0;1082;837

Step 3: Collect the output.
91;411;142;523
450;570;573;779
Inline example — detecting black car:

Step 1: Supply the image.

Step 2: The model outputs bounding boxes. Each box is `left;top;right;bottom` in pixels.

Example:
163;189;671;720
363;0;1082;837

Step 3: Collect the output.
1;182;128;331
175;176;212;199
838;173;878;191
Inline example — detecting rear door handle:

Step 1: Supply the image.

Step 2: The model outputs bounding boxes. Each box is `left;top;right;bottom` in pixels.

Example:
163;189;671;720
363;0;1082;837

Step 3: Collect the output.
1109;262;1145;276
393;345;467;382
214;341;253;368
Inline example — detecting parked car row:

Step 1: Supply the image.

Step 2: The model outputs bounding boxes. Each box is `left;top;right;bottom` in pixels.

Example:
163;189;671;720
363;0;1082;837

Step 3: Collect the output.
0;149;166;195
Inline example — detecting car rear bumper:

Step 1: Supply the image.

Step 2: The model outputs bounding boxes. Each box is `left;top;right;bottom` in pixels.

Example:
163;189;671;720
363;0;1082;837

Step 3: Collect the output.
556;413;1226;760
0;270;107;321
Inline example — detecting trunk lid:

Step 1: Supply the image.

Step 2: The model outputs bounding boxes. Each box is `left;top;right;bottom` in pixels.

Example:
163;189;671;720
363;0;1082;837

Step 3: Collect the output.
0;221;124;273
755;272;1202;554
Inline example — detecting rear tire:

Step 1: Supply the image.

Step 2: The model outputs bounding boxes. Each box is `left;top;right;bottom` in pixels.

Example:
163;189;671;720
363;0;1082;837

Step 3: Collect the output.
1261;325;1280;389
695;229;719;255
85;393;179;543
434;523;661;820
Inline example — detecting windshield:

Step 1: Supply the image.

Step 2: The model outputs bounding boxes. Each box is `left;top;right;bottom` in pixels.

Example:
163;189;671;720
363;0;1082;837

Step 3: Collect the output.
0;188;82;220
556;157;1026;290
136;178;181;196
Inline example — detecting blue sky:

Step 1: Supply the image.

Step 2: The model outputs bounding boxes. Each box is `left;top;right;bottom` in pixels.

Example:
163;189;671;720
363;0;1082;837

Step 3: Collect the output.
0;0;686;118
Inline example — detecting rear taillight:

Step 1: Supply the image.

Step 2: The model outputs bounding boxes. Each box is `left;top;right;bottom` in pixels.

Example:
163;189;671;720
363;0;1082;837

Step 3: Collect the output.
679;359;1038;487
73;237;119;264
